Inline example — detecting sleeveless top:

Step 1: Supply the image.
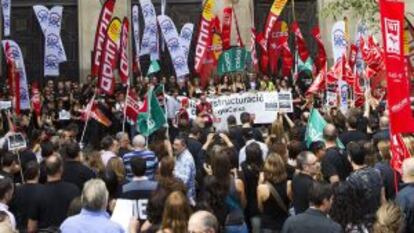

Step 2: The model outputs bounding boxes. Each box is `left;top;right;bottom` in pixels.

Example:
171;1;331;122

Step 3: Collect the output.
261;180;289;230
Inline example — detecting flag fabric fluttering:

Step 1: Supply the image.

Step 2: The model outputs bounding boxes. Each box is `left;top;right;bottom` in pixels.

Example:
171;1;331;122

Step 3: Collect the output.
81;97;112;127
305;108;344;149
136;88;167;137
119;17;129;85
311;26;327;74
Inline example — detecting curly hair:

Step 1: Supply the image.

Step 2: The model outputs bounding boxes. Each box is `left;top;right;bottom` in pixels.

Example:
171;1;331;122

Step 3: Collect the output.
330;182;368;232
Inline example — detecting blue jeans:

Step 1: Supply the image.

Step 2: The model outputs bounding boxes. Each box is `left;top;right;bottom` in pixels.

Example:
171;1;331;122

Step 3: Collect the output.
225;223;248;233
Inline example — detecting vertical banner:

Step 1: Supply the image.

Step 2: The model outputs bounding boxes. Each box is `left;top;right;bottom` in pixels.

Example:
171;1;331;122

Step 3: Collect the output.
2;40;30;110
119;18;129;85
292;21;310;62
194;0;215;73
98;18;122;95
311;26;327;74
91;0;116;77
132;5;141;75
1;0;10;37
331;21;348;63
263;0;288;46
338;80;348;114
179;23;194;64
355;21;368;77
34;5;67;77
139;0;158;60
158;15;190;77
222;7;232;50
380;0;414;134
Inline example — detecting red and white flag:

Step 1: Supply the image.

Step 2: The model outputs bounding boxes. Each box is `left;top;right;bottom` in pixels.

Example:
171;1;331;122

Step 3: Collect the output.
119;17;129;85
125;88;141;122
91;0;116;77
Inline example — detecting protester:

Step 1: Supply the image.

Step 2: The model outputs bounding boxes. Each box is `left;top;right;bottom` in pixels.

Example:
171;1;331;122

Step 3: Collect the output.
100;136;119;167
28;154;80;232
62;142;96;190
375;140;397;200
60;179;124;233
281;182;342;233
395;157;414;233
188;211;219;233
0;177;15;230
158;191;192;233
373;202;405;233
123;135;158;181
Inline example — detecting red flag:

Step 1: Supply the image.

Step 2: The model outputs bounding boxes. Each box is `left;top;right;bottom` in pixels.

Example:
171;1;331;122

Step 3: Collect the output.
280;37;293;77
306;64;327;95
311;26;327;74
222;7;232;50
31;83;41;116
349;44;358;71
256;32;269;73
390;133;411;175
81;98;112;127
292;21;310;62
268;21;280;74
380;0;414;134
125;88;140;122
91;0;116;77
98;18;122;95
119;17;129;85
342;54;356;85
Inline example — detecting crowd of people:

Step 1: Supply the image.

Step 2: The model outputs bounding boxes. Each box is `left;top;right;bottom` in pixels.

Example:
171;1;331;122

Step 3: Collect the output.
0;72;412;233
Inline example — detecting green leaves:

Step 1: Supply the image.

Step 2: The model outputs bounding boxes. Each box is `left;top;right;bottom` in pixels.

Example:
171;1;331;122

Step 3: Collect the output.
321;0;379;32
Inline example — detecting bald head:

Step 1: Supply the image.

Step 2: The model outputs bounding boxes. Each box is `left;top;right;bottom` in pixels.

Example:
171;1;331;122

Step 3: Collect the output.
379;116;389;129
402;158;414;183
323;124;338;142
188;211;218;233
132;135;146;148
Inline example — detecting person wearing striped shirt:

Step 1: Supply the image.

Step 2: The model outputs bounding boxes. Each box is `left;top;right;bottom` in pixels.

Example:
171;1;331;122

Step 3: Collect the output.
123;135;158;181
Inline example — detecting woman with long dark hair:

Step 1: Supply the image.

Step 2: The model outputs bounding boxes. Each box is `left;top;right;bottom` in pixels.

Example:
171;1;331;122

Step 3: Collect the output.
159;191;192;233
330;182;370;233
199;152;248;233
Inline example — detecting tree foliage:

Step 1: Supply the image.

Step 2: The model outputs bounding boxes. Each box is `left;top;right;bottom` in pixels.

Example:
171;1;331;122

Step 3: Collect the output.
321;0;379;31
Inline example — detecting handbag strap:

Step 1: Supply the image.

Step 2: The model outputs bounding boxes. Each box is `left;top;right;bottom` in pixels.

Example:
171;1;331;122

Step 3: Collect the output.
266;181;288;213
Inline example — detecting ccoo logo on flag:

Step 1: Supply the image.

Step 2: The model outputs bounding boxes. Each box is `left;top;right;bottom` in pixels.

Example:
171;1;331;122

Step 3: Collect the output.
385;18;400;55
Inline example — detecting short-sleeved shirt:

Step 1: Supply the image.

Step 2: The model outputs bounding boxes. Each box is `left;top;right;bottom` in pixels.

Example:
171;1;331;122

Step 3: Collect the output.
28;181;80;229
123;150;158;181
321;147;352;182
347;167;383;219
62;161;96;190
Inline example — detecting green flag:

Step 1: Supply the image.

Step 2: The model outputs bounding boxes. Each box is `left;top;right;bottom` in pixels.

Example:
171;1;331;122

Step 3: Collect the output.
147;60;160;76
217;47;248;75
136;88;167;136
298;57;314;74
305;108;344;149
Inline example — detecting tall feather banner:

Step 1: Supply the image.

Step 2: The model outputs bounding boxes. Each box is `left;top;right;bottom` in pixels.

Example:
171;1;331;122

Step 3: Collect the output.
119;18;129;85
292;21;310;63
158;15;190;77
98;18;122;95
34;5;67;77
91;0;116;77
331;21;348;63
222;7;232;50
311;26;327;74
250;27;259;72
355;21;368;77
179;23;194;64
132;5;141;74
194;0;215;77
140;0;158;60
2;40;30;110
1;0;10;37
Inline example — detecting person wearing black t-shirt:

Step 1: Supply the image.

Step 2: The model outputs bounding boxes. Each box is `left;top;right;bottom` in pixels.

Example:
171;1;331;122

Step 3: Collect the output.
0;151;18;182
10;161;44;232
291;151;319;215
240;112;264;143
28;154;80;232
339;115;368;146
321;124;352;183
62;142;95;191
119;157;157;222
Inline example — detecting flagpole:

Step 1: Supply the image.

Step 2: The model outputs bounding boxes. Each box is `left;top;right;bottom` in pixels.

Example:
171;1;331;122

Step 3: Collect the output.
80;92;96;145
123;84;129;132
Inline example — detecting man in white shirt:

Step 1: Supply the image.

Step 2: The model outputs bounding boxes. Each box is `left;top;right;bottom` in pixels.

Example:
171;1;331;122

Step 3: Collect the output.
100;136;119;166
239;128;268;168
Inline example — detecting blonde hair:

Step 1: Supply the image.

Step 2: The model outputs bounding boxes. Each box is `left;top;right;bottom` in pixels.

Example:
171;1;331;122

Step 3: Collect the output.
377;140;391;160
263;153;287;183
373;202;404;233
402;135;414;157
106;157;126;183
161;191;192;233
